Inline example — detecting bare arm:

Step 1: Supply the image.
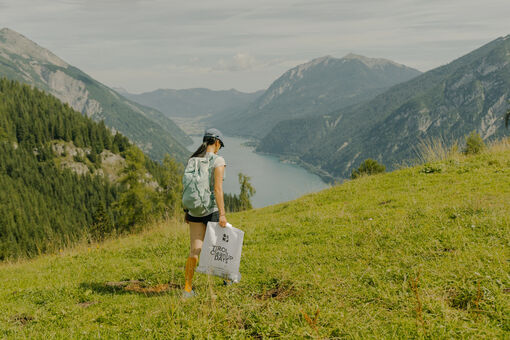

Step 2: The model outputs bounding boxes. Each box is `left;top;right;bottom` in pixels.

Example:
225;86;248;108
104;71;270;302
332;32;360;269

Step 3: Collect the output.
214;165;227;227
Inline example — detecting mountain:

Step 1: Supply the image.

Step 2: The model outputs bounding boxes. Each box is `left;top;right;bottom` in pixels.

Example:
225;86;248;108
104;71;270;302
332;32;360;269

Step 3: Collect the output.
0;78;183;259
124;87;263;119
0;28;191;162
210;54;421;138
258;35;510;180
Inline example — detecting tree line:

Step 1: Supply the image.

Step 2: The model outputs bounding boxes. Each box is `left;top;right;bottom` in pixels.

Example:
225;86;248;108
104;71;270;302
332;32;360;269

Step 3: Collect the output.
224;173;256;212
0;78;182;260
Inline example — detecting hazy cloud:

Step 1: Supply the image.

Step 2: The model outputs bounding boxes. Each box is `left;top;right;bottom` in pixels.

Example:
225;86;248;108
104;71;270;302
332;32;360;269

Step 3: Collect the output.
216;53;258;71
0;0;509;92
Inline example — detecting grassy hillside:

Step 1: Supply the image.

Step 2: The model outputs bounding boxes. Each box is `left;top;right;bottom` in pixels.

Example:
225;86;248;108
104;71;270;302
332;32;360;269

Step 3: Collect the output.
0;140;509;338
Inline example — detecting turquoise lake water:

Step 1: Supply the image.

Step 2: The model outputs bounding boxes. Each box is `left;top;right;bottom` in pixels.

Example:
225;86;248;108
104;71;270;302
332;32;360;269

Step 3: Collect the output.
188;136;329;208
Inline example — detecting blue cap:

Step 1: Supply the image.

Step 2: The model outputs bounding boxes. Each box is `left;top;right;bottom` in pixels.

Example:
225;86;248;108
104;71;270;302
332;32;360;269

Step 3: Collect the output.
204;128;225;147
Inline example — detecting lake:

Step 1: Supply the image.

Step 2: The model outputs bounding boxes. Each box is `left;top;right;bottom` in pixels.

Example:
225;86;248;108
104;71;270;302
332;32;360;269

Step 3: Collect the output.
187;135;329;208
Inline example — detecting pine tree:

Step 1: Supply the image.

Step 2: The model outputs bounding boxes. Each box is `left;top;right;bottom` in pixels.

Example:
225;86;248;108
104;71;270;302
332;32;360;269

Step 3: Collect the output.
158;154;183;215
90;202;113;241
238;173;256;211
116;147;157;229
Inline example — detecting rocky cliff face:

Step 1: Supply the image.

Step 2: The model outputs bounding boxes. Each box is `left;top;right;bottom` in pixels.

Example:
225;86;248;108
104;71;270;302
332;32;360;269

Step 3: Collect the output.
212;54;421;138
45;69;102;117
259;35;510;179
0;28;191;162
0;28;101;116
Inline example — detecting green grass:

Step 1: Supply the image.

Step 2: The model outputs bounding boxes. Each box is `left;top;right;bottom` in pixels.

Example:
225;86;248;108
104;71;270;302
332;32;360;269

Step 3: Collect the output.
1;141;509;339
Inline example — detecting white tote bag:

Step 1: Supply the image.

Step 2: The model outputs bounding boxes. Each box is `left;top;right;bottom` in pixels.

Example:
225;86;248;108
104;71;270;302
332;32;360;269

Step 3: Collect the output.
196;222;244;282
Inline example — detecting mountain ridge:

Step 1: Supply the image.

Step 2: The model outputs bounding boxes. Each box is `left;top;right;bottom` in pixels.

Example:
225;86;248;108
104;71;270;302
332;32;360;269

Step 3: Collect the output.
0;27;191;162
124;87;264;121
0;27;68;67
258;34;510;179
209;53;422;137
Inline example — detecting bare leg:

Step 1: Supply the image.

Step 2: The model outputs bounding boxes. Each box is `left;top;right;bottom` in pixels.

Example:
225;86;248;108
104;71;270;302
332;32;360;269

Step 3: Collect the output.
188;222;207;260
184;221;206;294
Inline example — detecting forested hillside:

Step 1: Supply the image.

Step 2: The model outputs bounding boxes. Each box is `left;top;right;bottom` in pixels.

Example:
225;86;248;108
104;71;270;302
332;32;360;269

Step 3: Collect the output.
0;78;182;260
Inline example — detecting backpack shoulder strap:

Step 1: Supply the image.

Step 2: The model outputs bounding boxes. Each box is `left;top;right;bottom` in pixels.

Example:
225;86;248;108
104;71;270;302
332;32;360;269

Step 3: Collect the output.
207;153;218;168
207;153;218;190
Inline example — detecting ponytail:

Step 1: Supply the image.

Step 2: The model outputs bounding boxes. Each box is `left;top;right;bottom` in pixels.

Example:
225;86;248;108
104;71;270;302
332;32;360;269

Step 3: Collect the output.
189;136;217;158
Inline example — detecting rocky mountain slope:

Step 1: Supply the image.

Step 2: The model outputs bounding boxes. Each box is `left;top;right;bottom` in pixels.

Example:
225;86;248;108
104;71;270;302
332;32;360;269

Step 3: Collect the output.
0;28;191;162
210;54;421;137
258;35;510;179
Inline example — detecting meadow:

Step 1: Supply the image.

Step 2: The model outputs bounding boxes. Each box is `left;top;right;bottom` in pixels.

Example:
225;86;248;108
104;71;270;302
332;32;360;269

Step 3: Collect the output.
0;140;509;339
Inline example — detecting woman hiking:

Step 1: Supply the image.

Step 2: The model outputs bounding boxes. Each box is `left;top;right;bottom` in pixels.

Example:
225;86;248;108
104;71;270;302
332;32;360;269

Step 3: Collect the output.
182;128;227;298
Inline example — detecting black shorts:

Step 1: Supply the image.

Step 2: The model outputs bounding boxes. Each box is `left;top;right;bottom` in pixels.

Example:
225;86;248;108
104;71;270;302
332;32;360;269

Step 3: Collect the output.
185;211;219;225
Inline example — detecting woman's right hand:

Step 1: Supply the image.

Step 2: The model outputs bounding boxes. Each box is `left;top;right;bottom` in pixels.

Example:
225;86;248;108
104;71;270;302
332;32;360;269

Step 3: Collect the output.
219;214;227;227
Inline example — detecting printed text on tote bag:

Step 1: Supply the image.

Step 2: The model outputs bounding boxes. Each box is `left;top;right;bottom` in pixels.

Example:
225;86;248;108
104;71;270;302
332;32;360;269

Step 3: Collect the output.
210;245;234;264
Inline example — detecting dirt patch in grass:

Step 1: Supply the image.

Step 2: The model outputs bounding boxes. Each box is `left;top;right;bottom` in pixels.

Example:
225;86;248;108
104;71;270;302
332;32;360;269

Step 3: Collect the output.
446;285;480;310
11;314;33;325
77;301;99;308
378;199;394;205
254;279;296;301
105;280;142;288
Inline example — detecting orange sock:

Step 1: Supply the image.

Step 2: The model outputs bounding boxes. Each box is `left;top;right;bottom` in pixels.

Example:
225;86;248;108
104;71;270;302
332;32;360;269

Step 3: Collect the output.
184;257;197;293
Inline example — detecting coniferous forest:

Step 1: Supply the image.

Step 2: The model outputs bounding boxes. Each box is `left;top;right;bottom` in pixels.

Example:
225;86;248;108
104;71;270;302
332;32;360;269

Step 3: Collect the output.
0;78;183;260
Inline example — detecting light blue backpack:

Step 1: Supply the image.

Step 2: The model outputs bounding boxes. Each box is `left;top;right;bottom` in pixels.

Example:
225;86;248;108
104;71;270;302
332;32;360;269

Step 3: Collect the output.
182;153;218;216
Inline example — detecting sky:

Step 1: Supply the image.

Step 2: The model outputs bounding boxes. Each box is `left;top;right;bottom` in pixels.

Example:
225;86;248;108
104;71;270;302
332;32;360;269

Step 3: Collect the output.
0;0;509;93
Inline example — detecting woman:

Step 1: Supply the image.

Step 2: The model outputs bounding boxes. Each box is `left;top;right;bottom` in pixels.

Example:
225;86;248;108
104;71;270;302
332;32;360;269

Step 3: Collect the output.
183;128;227;298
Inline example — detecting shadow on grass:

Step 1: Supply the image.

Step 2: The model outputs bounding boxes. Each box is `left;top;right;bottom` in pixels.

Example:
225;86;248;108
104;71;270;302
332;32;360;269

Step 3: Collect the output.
80;280;181;296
